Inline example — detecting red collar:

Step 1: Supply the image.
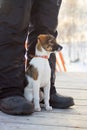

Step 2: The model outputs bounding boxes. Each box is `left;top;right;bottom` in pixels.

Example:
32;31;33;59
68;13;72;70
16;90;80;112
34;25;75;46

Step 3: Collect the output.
36;55;48;59
30;54;48;59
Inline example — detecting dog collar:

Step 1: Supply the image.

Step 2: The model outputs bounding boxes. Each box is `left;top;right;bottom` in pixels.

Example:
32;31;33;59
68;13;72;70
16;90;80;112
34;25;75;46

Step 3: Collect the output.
30;54;48;59
36;55;48;59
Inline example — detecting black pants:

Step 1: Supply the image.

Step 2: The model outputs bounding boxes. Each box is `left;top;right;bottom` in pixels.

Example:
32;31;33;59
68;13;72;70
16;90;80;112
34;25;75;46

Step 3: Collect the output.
0;0;62;98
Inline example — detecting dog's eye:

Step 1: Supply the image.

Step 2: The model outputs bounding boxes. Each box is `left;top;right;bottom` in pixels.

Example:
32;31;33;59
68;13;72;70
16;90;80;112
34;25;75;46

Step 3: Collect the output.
49;39;55;46
46;45;52;51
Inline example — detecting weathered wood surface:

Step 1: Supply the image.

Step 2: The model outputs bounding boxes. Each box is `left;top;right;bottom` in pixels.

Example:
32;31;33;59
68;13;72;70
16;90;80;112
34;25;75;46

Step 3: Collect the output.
0;72;87;130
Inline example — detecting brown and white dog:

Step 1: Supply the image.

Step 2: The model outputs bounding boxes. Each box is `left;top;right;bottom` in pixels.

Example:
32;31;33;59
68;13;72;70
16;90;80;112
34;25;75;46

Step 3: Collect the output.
24;34;62;111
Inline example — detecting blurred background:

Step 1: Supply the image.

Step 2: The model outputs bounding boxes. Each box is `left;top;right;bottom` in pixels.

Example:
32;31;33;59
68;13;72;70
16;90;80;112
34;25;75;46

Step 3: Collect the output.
57;0;87;72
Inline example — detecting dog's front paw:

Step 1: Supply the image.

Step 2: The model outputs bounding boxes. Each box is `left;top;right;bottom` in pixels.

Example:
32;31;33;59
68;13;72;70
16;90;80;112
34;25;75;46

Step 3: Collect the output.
46;106;52;111
35;107;41;112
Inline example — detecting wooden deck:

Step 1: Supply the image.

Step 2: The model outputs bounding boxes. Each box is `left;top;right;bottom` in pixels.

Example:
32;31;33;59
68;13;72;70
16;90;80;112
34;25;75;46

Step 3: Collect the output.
0;73;87;130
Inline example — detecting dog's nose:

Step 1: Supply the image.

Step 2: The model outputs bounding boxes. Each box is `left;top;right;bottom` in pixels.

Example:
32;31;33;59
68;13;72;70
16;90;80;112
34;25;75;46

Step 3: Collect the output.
57;44;63;51
52;43;63;52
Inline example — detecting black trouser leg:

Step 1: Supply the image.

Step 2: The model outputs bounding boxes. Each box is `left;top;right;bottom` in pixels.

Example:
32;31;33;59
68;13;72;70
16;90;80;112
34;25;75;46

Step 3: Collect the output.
0;0;32;99
49;53;57;95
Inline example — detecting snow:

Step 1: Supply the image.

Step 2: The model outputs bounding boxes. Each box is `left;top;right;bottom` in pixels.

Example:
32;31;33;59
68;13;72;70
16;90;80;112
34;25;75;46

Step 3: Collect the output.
61;43;87;72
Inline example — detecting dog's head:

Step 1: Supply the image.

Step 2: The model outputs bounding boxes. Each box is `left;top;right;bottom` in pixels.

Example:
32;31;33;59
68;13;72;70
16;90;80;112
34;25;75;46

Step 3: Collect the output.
37;34;63;52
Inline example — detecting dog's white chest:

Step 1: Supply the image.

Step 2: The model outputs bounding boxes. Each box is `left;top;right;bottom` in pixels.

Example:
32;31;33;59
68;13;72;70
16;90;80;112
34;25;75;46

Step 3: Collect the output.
31;57;51;86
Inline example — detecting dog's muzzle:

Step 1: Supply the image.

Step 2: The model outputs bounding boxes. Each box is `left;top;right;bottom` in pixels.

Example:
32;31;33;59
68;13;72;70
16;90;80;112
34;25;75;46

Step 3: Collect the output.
52;44;63;52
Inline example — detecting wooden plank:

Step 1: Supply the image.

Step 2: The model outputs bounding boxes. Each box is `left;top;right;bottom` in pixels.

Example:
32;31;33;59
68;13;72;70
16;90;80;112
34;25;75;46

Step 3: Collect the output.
0;110;87;129
0;122;85;130
56;74;87;83
56;89;87;100
0;110;86;121
74;100;87;106
55;72;87;90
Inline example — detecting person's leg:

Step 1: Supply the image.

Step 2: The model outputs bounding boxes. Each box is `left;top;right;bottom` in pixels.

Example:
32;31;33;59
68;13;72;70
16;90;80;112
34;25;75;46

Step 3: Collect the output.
0;0;34;115
28;0;74;108
49;53;74;108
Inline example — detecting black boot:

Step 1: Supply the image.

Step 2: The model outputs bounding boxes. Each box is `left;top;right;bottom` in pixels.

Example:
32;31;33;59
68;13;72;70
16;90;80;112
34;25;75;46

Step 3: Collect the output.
49;53;75;109
0;96;34;115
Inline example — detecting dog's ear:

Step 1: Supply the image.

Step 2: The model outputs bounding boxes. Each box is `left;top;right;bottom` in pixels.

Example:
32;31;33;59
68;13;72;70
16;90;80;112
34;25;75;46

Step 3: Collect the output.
38;34;47;44
37;34;46;51
37;35;43;51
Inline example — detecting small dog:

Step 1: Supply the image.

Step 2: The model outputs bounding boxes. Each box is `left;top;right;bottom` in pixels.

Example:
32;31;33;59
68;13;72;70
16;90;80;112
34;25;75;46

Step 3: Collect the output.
24;34;62;111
